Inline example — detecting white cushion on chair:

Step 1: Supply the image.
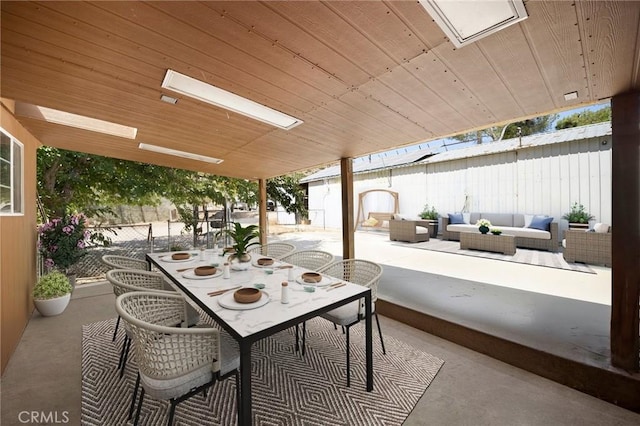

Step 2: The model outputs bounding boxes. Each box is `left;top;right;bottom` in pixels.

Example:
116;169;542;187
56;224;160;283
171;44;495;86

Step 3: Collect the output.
416;226;429;234
141;363;213;400
320;301;376;326
219;332;240;376
594;223;610;233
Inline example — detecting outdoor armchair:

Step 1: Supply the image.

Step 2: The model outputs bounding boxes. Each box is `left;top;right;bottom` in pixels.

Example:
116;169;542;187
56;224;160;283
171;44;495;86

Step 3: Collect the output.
248;242;296;259
116;291;240;426
102;254;150;271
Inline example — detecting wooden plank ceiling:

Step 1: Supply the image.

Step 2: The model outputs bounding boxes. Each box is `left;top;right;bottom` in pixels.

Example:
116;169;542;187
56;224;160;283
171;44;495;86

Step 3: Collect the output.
1;1;639;179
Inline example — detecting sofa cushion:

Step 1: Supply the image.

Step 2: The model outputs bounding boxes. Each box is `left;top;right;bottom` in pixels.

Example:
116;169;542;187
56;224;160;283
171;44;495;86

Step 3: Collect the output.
480;213;514;227
448;213;465;224
523;214;535;228
528;215;553;231
446;224;551;240
462;213;471;224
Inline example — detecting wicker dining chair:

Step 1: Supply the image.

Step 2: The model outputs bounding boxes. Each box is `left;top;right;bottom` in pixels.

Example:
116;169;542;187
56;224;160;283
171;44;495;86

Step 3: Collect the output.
315;259;386;387
102;254;150;271
106;269;199;377
248;242;296;259
280;249;334;271
116;291;240;426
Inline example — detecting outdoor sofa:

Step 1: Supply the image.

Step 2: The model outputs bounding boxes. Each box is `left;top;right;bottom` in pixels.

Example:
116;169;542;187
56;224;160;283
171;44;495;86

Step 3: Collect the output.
442;212;558;252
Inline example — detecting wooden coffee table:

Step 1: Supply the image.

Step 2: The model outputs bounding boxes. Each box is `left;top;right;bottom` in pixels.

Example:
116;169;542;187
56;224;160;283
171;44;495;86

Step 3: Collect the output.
460;233;516;255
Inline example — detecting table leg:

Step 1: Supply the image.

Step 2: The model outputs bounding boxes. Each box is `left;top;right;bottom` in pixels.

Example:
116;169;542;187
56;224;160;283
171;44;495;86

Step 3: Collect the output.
239;340;252;425
365;291;373;391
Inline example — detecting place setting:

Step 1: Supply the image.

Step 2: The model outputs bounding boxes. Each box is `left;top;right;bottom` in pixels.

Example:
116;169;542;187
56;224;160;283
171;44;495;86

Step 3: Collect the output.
159;252;199;263
209;285;271;310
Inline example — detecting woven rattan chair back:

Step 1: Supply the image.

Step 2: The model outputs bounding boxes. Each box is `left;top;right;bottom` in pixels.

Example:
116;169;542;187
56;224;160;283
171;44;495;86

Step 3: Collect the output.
280;250;334;271
318;259;383;303
102;255;150;271
248;242;296;259
106;269;170;297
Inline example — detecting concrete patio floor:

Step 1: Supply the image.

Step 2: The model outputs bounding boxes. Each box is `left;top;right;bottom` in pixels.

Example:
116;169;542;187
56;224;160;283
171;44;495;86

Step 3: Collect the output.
2;227;639;425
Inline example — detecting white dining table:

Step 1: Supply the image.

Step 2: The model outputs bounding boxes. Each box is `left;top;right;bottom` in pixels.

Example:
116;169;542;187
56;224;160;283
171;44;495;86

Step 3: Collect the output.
146;250;374;425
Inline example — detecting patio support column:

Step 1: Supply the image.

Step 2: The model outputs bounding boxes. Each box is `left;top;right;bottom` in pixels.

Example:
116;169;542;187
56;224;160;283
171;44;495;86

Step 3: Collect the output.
610;90;640;371
340;157;355;260
258;178;267;246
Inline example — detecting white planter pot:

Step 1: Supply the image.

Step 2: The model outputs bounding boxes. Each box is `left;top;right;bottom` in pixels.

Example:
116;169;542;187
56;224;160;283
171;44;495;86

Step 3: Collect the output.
34;293;71;317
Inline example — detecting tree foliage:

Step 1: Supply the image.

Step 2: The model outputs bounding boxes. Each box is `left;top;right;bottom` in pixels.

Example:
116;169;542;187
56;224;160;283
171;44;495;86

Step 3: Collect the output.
448;114;557;144
555;106;611;129
37;147;308;224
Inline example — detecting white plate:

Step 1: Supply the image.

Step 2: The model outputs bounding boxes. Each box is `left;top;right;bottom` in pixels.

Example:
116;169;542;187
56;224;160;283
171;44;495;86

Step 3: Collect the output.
295;274;334;287
182;269;223;280
160;253;198;263
218;290;270;310
251;257;280;268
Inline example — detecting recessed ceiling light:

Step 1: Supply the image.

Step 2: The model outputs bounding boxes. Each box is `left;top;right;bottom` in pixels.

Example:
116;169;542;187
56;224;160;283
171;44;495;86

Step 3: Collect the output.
564;91;579;101
160;94;178;104
418;0;528;48
15;103;137;139
138;143;223;165
161;69;303;130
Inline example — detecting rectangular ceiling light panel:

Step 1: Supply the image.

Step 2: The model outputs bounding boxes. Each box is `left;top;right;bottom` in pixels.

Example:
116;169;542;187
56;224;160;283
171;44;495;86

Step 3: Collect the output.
161;70;303;130
138;143;223;165
15;103;137;139
418;0;528;48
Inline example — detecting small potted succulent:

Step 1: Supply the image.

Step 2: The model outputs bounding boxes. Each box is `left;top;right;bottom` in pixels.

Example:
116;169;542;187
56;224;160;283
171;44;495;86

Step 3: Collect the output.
562;202;594;229
32;271;73;316
419;204;439;237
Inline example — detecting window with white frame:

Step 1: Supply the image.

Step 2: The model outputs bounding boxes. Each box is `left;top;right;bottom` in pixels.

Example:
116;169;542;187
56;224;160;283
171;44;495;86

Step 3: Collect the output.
0;128;24;215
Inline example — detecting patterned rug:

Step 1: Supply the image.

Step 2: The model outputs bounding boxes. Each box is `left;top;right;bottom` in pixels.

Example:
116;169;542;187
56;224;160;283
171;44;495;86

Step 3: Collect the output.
393;239;595;274
82;318;444;425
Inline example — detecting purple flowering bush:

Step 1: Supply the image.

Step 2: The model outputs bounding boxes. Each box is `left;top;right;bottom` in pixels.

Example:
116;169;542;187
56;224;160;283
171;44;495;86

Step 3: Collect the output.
38;213;91;272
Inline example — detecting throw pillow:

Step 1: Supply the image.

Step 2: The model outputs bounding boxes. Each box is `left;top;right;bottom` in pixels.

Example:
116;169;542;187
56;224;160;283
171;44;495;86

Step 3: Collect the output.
594;223;610;233
394;213;408;220
362;217;379;227
462;213;471;224
528;215;553;231
524;214;534;228
448;213;465;224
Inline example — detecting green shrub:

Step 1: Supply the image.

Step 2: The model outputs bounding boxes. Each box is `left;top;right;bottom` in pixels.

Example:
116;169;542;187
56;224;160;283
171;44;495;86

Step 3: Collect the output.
33;271;72;300
562;202;594;223
419;204;439;220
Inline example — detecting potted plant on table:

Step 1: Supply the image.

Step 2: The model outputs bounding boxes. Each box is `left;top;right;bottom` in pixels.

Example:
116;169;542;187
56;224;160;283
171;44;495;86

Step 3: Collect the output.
216;223;260;270
476;219;492;234
419;204;439;238
32;270;73;316
562;202;594;230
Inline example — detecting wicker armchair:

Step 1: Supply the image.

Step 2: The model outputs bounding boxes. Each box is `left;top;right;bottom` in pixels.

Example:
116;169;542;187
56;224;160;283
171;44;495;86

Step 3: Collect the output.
280;250;334;271
563;229;612;266
248;242;296;259
314;259;386;387
389;219;431;243
116;291;240;425
102;254;150;271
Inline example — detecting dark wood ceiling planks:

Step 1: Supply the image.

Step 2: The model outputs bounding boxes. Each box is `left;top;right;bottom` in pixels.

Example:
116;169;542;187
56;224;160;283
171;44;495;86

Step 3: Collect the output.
1;0;639;179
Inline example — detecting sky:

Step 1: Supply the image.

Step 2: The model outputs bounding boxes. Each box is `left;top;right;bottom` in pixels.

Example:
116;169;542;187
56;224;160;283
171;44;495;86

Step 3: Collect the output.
355;100;611;163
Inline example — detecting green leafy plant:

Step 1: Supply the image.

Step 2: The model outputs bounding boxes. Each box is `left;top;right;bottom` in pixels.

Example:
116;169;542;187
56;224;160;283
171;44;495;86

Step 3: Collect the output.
419;204;439;220
216;223;260;261
33;271;72;300
491;228;502;235
562;202;594;224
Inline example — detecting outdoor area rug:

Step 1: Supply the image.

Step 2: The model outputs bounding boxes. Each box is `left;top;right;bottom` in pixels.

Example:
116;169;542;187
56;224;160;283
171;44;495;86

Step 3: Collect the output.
82;317;444;426
393;239;595;274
